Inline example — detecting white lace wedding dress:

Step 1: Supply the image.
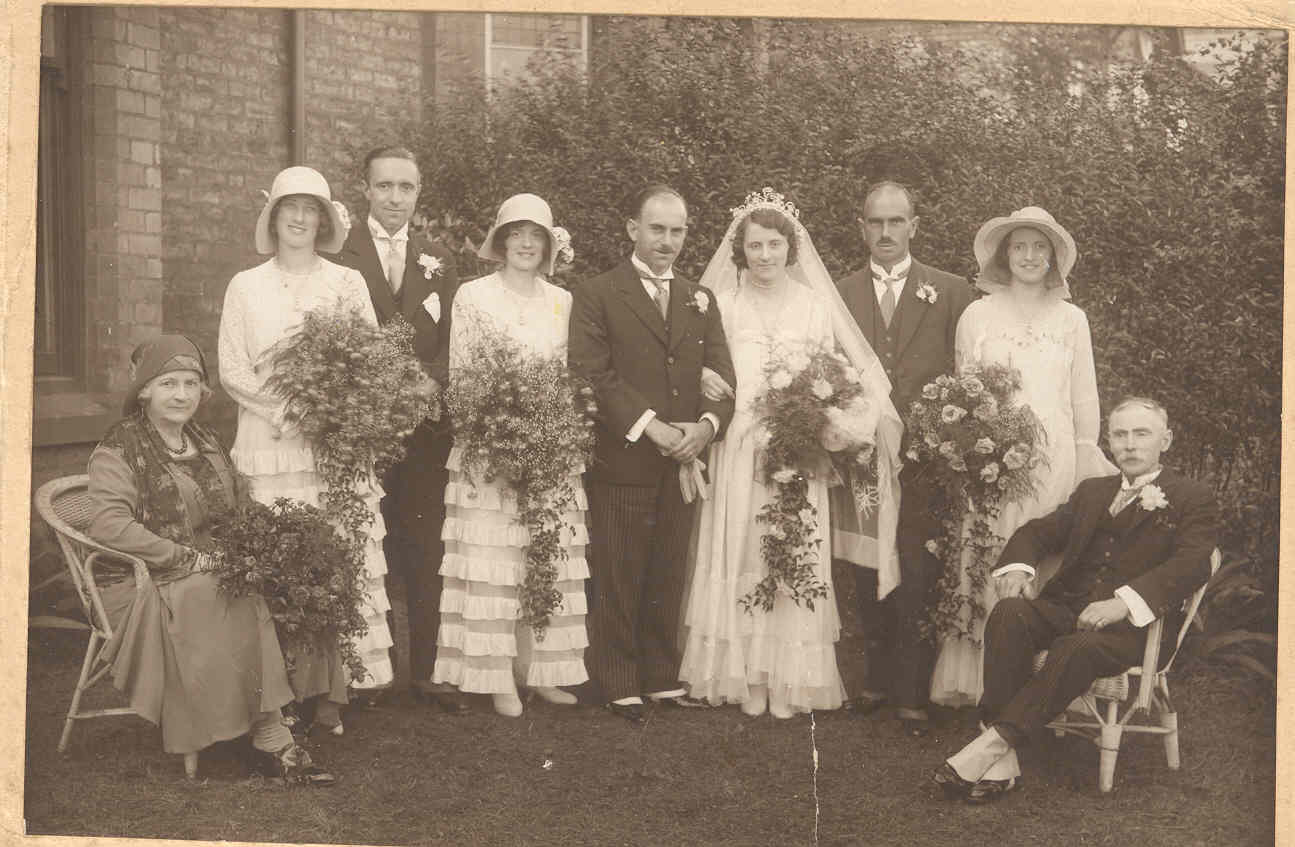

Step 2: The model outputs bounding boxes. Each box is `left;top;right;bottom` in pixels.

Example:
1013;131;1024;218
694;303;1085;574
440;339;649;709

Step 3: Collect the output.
678;283;846;713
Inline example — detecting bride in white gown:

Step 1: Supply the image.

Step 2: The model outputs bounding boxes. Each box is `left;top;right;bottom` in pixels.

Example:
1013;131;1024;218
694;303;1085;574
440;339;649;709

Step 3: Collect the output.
929;207;1118;708
678;189;903;717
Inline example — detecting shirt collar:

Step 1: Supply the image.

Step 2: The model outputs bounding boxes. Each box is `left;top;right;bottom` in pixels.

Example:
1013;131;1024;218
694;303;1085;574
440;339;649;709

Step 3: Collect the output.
870;254;912;280
631;253;673;281
368;215;409;243
1121;467;1162;489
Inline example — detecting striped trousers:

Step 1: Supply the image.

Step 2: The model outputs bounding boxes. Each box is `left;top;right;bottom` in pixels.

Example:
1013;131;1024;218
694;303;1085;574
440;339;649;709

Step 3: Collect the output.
584;473;695;702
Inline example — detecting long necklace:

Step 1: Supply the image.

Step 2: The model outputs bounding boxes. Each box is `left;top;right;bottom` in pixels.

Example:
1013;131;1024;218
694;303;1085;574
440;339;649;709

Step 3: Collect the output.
746;276;793;336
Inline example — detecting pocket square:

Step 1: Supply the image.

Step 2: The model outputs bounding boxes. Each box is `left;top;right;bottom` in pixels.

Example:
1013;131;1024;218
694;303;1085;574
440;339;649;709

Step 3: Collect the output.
423;292;441;322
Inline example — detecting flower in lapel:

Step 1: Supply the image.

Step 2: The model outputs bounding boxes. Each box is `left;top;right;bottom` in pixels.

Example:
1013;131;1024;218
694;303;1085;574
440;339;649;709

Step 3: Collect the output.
689;290;710;315
1139;484;1169;511
417;253;443;279
916;282;938;304
422;291;441;322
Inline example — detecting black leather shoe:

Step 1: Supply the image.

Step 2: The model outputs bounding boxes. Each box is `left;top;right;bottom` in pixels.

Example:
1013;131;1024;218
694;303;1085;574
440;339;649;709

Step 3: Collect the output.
931;763;976;800
842;693;888;715
606;702;645;723
250;743;337;787
966;776;1022;805
413;687;471;715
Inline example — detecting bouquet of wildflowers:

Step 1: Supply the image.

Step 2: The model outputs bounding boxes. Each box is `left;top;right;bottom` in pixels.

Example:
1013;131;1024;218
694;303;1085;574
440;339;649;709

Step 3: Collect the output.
205;498;369;683
445;309;597;639
742;339;882;614
904;362;1046;643
266;304;435;543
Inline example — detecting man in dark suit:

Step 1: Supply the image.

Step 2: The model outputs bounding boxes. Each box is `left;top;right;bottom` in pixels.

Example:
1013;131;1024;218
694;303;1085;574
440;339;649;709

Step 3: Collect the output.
569;185;737;722
836;181;973;734
932;397;1218;803
334;146;466;712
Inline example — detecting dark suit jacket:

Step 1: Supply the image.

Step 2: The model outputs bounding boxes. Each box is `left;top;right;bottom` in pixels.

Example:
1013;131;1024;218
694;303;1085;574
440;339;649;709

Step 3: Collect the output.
333;223;460;546
569;260;736;486
999;469;1218;636
334;224;459;386
836;258;973;419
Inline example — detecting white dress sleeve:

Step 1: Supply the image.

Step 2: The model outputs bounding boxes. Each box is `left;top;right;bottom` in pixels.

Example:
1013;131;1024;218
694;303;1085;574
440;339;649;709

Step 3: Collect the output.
954;298;983;370
448;279;477;374
217;271;289;426
1069;306;1118;480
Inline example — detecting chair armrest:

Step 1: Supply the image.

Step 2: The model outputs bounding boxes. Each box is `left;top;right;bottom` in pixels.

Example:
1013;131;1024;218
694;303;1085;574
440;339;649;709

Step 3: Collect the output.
81;548;152;641
1131;617;1165;711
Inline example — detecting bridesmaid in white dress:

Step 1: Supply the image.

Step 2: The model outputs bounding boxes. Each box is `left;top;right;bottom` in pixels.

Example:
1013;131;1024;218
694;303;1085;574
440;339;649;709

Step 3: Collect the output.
431;193;589;717
219;167;396;733
679;191;904;718
929;206;1117;708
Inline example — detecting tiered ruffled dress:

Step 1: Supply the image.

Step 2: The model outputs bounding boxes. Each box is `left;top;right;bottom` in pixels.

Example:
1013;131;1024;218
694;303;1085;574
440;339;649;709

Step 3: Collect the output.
218;257;395;695
678;285;846;713
928;292;1118;707
431;274;590;693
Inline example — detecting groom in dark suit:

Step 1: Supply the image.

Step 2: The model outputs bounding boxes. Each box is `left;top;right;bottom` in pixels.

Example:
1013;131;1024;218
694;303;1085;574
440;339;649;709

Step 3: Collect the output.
569;185;736;722
932;397;1218;803
334;146;465;712
836;181;973;734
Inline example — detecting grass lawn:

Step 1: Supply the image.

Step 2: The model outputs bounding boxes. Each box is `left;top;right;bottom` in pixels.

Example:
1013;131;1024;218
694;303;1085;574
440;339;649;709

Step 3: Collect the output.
22;564;1276;846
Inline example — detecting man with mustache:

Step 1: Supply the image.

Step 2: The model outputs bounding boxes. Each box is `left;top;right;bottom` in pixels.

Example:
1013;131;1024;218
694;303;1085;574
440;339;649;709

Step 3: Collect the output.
931;397;1217;802
569;184;736;722
836;181;973;736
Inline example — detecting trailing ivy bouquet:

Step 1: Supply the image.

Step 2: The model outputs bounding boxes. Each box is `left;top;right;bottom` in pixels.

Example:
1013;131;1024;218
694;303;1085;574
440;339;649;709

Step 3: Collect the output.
742;339;882;614
204;497;369;683
445;309;597;640
903;362;1046;644
265;304;436;544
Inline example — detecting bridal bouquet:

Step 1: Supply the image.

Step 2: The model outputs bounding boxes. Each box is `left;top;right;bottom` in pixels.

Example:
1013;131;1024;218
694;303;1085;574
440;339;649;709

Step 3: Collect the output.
265;304;436;543
205;498;369;683
445;310;597;639
742;339;882;614
904;362;1046;643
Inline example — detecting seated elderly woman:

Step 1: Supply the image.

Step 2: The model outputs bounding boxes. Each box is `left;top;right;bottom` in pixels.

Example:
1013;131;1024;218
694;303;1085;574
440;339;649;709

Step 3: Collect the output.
86;333;334;785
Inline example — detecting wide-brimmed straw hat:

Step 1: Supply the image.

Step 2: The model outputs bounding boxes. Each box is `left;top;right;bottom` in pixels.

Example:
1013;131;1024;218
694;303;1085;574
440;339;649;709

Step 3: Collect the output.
254;166;346;255
477;193;559;275
124;334;209;417
973;206;1076;295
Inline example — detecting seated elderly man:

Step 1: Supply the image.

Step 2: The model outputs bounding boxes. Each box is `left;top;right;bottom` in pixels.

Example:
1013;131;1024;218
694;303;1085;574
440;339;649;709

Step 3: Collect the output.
932;396;1217;803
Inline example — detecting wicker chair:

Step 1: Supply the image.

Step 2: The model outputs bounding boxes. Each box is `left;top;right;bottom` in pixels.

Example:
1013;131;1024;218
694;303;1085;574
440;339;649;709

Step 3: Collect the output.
1037;547;1221;793
34;474;198;778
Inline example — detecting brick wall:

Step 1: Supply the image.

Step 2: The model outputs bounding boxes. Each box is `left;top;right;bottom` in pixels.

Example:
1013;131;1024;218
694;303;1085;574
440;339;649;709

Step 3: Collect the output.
83;6;164;396
158;6;293;437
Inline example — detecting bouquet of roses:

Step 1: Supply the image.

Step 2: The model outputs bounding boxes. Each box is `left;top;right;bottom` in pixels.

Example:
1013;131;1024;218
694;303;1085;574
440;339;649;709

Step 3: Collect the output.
742;339;882;614
204;497;369;683
445;310;597;640
265;304;435;542
904;362;1046;643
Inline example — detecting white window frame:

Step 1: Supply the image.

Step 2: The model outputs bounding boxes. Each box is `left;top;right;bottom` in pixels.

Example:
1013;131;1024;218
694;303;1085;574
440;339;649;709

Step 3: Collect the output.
484;13;589;85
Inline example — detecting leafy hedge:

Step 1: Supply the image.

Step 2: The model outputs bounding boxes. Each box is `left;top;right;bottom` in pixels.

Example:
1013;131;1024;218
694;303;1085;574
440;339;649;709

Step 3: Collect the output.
403;20;1283;623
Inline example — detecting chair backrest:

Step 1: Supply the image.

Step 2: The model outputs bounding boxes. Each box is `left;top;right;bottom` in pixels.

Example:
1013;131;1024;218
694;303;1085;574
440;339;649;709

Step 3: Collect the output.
1162;547;1222;673
34;475;106;632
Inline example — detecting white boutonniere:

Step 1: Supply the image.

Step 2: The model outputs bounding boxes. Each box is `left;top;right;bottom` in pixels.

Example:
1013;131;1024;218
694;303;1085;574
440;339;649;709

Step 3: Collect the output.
1139;484;1169;511
916;282;938;304
690;290;710;315
417;253;443;279
422;291;441;322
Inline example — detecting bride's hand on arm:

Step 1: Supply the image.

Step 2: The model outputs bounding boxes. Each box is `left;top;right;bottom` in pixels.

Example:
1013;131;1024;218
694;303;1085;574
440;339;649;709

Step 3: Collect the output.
700;367;735;402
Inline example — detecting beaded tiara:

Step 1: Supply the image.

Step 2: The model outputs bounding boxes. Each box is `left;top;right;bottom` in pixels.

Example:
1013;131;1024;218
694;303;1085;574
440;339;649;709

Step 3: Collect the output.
729;186;800;221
